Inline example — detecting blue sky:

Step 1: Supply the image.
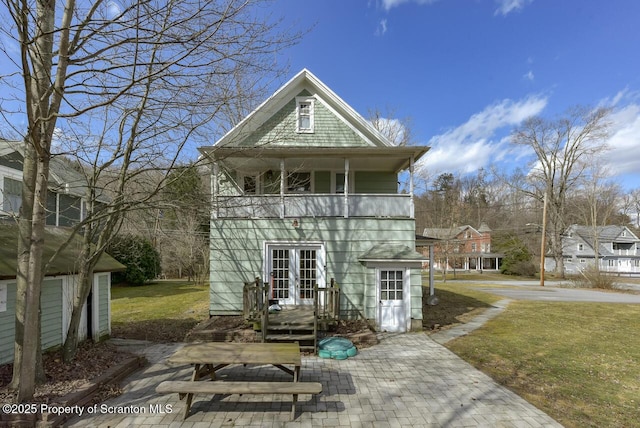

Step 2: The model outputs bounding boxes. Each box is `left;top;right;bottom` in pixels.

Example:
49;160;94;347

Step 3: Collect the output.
270;0;640;191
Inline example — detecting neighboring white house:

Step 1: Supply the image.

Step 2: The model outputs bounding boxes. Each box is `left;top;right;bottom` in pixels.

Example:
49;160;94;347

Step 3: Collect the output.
545;224;640;276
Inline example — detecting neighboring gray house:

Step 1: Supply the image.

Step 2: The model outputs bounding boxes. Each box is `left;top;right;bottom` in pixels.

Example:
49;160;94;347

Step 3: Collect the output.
1;139;91;226
199;69;429;332
546;224;640;276
0;139;124;364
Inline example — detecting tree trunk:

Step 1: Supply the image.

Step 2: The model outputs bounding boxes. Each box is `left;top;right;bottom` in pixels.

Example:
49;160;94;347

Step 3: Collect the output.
62;264;94;362
12;149;50;401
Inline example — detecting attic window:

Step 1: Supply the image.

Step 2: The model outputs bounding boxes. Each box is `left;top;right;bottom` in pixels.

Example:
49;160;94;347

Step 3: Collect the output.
296;97;315;133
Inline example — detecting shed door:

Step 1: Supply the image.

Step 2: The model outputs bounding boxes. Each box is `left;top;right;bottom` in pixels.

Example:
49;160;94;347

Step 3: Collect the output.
378;269;409;332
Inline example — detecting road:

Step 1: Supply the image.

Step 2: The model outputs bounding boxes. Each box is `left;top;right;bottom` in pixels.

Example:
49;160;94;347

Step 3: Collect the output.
462;279;640;303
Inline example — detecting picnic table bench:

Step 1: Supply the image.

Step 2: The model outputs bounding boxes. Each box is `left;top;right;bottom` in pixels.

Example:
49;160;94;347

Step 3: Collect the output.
157;342;322;420
156;380;322;420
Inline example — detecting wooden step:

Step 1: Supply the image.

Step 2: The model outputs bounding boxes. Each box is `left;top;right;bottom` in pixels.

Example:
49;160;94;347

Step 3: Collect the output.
265;334;316;341
267;324;314;331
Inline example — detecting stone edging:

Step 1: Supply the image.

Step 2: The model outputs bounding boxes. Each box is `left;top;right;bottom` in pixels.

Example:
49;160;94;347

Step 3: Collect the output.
0;355;146;428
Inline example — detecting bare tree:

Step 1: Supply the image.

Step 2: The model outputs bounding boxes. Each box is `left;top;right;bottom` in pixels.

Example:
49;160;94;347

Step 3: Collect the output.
511;106;610;277
1;0;298;400
368;107;415;146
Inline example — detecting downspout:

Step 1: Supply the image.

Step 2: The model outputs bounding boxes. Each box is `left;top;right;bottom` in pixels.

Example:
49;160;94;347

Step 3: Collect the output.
409;155;415;218
212;161;219;219
280;159;285;219
343;158;349;218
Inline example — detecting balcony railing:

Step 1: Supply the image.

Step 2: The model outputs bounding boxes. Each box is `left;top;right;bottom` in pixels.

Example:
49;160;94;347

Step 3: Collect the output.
611;249;639;256
215;193;414;219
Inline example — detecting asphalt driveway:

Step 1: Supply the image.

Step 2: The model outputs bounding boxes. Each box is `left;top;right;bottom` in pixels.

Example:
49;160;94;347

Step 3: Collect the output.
469;280;640;303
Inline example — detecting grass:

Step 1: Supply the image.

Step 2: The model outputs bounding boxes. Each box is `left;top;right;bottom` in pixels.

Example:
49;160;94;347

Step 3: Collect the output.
436;282;640;428
422;280;501;330
111;280;209;342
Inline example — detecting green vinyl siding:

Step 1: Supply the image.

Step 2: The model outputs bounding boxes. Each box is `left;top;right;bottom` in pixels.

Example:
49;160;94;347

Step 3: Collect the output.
0;282;16;364
0;279;64;365
354;172;397;193
209;217;421;321
40;278;63;351
314;171;331;193
238;91;372;148
97;274;110;339
263;171;281;194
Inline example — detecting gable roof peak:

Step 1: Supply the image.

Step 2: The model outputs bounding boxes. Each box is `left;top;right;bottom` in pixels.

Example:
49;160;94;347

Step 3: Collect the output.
209;68;400;150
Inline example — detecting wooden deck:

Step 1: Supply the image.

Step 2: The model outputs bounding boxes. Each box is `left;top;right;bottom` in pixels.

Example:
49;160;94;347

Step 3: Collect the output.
242;278;341;353
268;306;315;324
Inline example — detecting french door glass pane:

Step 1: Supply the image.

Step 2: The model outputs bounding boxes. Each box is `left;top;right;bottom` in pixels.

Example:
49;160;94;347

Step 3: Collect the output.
299;249;316;299
272;249;289;299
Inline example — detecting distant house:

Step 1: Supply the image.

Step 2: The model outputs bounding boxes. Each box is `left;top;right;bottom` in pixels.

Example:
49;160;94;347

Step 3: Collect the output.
547;224;640;276
0;140;124;364
422;223;502;272
198;69;429;333
1;139;91;226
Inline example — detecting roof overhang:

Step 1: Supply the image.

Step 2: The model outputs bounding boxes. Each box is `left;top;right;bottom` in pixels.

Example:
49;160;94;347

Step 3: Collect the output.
198;145;429;173
359;243;428;265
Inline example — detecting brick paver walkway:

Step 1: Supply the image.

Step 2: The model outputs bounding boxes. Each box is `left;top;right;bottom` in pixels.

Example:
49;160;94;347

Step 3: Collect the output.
67;333;561;427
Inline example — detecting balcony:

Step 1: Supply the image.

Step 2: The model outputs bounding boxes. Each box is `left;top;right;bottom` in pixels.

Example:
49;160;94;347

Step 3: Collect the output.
214;193;414;219
612;249;639;256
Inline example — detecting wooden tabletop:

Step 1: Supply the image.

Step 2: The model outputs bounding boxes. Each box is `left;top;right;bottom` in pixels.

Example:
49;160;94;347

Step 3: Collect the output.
168;342;301;366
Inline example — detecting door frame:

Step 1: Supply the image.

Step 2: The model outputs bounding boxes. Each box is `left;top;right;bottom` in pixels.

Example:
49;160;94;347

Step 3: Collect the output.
263;241;326;306
374;264;411;332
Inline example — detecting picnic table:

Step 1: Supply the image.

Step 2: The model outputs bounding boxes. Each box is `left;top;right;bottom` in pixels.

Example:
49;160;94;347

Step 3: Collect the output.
168;341;302;381
157;342;322;420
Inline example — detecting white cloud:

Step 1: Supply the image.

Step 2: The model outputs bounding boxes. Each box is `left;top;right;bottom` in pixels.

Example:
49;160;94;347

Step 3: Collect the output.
419;95;548;175
494;0;534;16
523;70;534;81
381;0;439;12
603;103;640;177
376;19;388;36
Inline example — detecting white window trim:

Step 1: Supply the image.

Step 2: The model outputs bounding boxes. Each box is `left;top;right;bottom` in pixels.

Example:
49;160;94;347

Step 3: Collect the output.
262;241;327;305
1;169;23;215
330;171;354;194
296;97;315;133
239;173;261;195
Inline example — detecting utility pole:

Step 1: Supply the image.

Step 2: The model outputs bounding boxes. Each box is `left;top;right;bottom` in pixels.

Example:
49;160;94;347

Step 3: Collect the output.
540;191;548;287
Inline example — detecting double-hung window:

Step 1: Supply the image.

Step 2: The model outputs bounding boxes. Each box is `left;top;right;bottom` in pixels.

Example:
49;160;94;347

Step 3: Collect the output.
296;97;315;133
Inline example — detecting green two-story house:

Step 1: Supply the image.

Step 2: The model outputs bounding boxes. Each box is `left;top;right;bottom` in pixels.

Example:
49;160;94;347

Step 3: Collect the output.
199;69;429;332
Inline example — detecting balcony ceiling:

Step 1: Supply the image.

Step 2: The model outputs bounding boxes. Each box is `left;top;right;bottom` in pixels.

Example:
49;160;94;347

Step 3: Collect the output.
199;146;430;173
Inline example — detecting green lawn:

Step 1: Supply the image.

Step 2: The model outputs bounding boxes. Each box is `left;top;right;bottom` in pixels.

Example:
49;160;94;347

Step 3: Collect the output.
422;280;501;330
111;280;209;342
435;281;640;428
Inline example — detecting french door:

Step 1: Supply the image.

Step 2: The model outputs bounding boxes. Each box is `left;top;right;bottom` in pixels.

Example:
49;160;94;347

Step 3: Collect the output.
267;244;325;306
